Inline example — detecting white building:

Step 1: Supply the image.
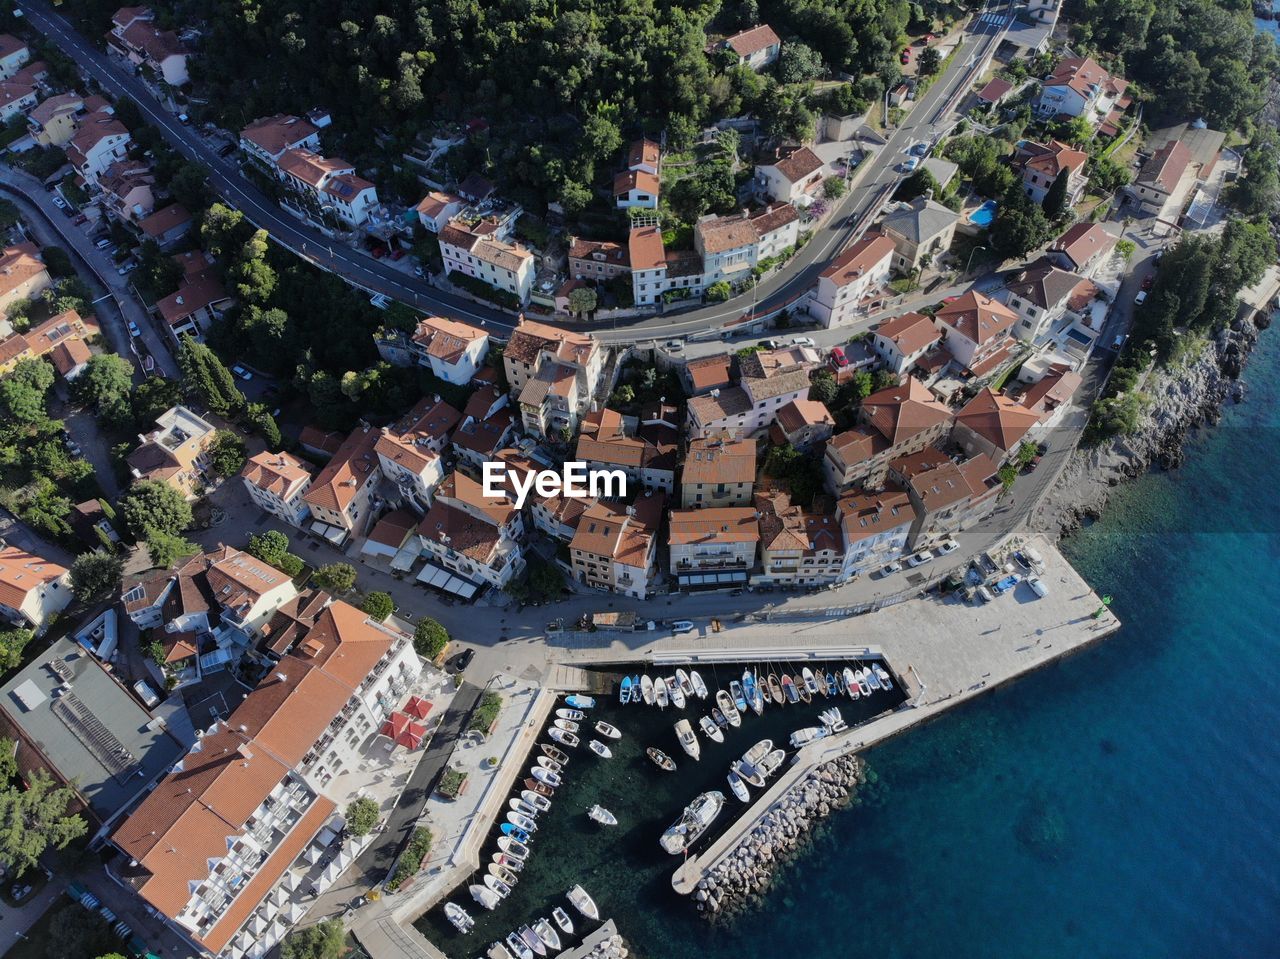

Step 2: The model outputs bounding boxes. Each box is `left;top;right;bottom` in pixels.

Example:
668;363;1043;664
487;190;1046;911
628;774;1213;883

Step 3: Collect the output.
810;233;894;328
439;218;536;305
415;473;526;591
373;397;459;510
107;7;191;87
837;487;916;580
239;113;322;168
405;315;489;384
1035;56;1128;126
240;451;314;527
755;146;824;204
66;116;132;187
0;546;70;633
721;24;782;71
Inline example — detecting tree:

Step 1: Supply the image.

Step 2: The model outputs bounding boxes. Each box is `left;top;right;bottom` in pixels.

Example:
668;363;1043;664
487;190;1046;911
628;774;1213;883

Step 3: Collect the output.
918;45;942;76
0;199;18;229
245;402;283;449
144;530;198;568
809;369;838;405
0;627;32;670
200;202;247;260
991;199;1051;258
362;591;393;620
208;430;247;477
230;229;277;305
413;618;449;660
46;904;116;959
178;335;244;416
1115;239;1136;262
281;919;344;959
0;771;87;874
247;530;291;566
704;280;731;302
120;479;193;540
823;177;847;200
313;562;357;593
345;797;380;838
1087;155;1131;195
778;42;825;84
1042;169;1070;218
131;375;184;426
70;553;123;602
567;286;597;316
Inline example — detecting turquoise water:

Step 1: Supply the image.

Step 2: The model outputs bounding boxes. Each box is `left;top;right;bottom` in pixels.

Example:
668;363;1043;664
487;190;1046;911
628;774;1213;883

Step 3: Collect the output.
970;200;997;227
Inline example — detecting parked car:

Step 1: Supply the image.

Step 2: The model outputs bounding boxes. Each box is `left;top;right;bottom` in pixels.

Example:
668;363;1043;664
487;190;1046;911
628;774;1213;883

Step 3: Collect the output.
1028;576;1049;598
910;141;928;157
72;213;88;225
117;260;137;275
670;620;695;634
830;345;849;368
900;157;920;173
231;364;253;380
791;335;815;347
760;338;781;350
217;143;236;158
127;320;140;336
1141;274;1155;291
133;679;161;708
1134;290;1148;305
900;48;911;63
664;339;684;352
95;237;112;250
1112;333;1127;350
878;560;903;578
992;574;1021;594
975;585;994;604
50;194;67;210
906;550;934;568
936;539;960;555
450;648;475;673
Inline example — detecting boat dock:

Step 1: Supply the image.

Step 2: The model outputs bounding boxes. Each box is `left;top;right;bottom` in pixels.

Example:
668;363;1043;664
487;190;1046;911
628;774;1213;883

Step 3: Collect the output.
549;918;622;959
672;535;1121;894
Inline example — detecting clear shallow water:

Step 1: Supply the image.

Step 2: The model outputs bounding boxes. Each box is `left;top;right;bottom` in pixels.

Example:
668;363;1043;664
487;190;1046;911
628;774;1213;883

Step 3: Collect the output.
422;325;1280;957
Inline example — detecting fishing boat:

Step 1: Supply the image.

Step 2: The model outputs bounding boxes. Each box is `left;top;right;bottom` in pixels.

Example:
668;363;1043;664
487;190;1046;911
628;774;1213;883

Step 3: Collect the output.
619;676;632;705
825;671;839;697
795;673;812;703
587;804;617;825
506;811;537;833
802;667;820;697
640;675;655;705
553;718;580;734
505;932;533;959
865;666;882;691
565;695;595;709
533;919;561;953
524;777;553;798
659;790;726;855
843;667;860;700
873;664;894;689
836;670;848;696
674;718;701;760
470;885;500;911
727;770;750;803
729;680;747;714
716;690;742;727
536;756;562;774
484;874;513;899
488;862;518;886
767;673;784;705
556;708;584;722
733;739;773;787
712;706;728;728
499;823;530;843
690;670;709;700
568;884;600;921
675;669;694;698
588;739;612;759
548;728;579;748
757;748;786;781
667;677;687;710
492;852;524;873
632;675;644;701
646;746;676;771
509;798;540;819
655;679;669;709
789;725;828;748
497;836;529;859
531;766;561;788
699;715;724;743
518;925;545;957
539;743;568;764
742;670;763;715
855;669;872;697
553;907;574;936
445;902;473;934
594;721;621;740
782;674;799;704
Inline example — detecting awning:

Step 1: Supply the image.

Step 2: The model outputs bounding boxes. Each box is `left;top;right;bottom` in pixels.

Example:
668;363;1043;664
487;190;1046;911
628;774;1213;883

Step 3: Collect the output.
250;912;269;936
415;562;481;598
308;520;348;545
677;570;748;587
285;900;307;923
305;845;324;864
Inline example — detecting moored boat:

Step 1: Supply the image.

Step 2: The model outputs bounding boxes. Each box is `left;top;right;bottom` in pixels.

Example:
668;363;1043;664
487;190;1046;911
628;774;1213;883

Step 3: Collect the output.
509;798;540;819
489;862;520;887
470;884;500;910
699;715;724;743
536;755;562;774
520;790;551;812
519;924;545;957
553;718;580;734
855;669;872;696
767;673;784;705
712;706;728;728
675;669;694;698
843;667;860;699
588;739;612;759
802;667;819;696
445;902;473;934
659;790;726;855
795;673;812;703
729;680;747;713
492;852;524;873
836;670;848;696
619;676;632;704
491;942;515;959
564;695;595;709
667;676;687;709
552;907;574;936
825;671;839;697
499;823;530;843
524;777;553;797
655;679;669;709
556;708;584;722
733;739;773;787
531;766;561;788
646;746;677;771
727;770;750;803
533;918;561;952
594;720;621;739
757;748;786;781
640;675;655;705
506;811;537;833
873;664;894;689
568;884;599;921
742;670;763;715
485;872;514;898
782;674;799;703
497;836;529;859
674;718;701;760
716;690;742;726
789;725;827;749
548;728;579;748
539;743;569;764
587;804;617;825
865;666;882;691
690;669;709;700
505;933;532;959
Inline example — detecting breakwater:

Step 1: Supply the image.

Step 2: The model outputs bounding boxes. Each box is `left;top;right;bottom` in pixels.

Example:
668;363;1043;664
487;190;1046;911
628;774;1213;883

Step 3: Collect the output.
694;754;866;920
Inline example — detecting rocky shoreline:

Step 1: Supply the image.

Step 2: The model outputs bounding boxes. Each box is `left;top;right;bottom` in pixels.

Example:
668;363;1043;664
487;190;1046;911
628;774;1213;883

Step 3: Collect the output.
1031;309;1272;539
693;754;865;920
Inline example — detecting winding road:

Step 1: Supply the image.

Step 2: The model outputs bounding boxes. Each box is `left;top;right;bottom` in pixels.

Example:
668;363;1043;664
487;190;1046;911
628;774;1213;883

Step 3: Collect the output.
18;0;1014;343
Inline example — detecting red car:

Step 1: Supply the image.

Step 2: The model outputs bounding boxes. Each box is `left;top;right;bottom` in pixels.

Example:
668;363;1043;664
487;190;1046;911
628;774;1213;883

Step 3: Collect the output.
72;214;88;225
830;345;849;368
370;246;386;259
389;248;405;261
1141;274;1155;291
900;48;912;64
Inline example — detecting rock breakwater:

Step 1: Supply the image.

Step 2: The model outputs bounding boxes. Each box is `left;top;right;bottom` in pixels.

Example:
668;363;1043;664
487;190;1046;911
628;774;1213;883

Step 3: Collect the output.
693;754;865;920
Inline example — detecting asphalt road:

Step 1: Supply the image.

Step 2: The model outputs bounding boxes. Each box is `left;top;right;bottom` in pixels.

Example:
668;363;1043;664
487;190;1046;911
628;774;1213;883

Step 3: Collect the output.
19;0;1013;344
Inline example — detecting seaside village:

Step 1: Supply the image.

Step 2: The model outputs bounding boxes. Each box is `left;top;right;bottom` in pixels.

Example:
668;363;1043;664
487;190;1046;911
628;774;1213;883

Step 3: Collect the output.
0;4;1261;959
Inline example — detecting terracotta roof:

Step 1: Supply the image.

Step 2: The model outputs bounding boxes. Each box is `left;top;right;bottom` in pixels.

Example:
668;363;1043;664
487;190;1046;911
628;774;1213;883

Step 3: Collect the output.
418;499;501;563
1019;364;1082;416
627;138;660;170
1044;56;1127;101
472;235;533;273
298;425;344;456
366;508;417;549
240;451;313;499
1021;139;1087;180
775;399;834;435
576;408;676;474
240;113;319;157
321;172;375;203
69;115;129;155
697;213;759;254
0;545;66;610
1005;257;1086;311
955;388;1042;452
48;337;92;376
437;471;517;527
683;437;756;486
685;353;733;393
205;548;290;617
688;386;752;424
838;485;915;544
569;237;629;268
741;366;811;403
825;427;889;468
373;397;460;474
302;426;381;513
767;146;823;183
1136;139;1192;194
411;315;487;363
138;203;191;239
860;378;953;445
749;203;800;236
1051;222;1116;269
627;225;666;271
758;495;842;555
977;77;1014;103
725;24;781;57
437;223;477;253
874;311;940;357
935;289;1018;345
0;34;27;61
414;190;462;218
613;169;660;197
156;273;228;325
0;80;34;111
0;242;48;299
452;396;514;456
668;507;760;546
819;234;895;287
119;19;188;62
28;92;82;126
277;148;351;188
505;317;596;367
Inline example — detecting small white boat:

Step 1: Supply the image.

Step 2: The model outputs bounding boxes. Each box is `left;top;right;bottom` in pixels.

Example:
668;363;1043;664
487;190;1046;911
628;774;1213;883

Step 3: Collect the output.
843;667;860;699
655;679;669;709
484;873;513;899
548;727;580;748
564;695;595;709
469;884;500;910
855;669;872;696
533;918;561;952
518;924;545;957
588;739;612;759
789;726;828;748
675;669;694;698
802;667;820;696
506;932;533;959
619;676;632;704
553;906;574;936
822;707;848;733
492;852;524;873
490;942;514;959
640;675;655;705
508;798;540;819
865;666;882;691
531;766;561;788
727;770;750;803
594;720;621;740
690;669;709;700
729;680;747;713
716;690;742;727
445;902;473;933
556;708;584;722
699;715;724;743
734;739;773;787
536;756;562;774
568;884;599;921
873;664;894;689
554;718;580;734
758;748;786;781
667;677;687;709
506;811;537;833
659;790;726;855
497;836;529;859
587;804;618;825
521;790;551;812
540;743;569;764
674;718;701;761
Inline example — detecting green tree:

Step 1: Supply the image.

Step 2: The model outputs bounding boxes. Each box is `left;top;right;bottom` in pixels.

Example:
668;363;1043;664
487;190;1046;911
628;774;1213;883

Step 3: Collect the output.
704;280;732;302
313;562;357;593
46;904;116;959
0;770;87;874
120;479;193;540
778;41;825;84
823;177;847;200
200;202;248;260
345;797;381;837
281;918;344;959
178;335;244;415
247;530;291;566
1087;154;1131;195
1042;169;1070;218
809;369;838;405
991;197;1052;258
130;375;184;426
245;403;283;449
0;627;33;670
413;618;449;659
0;358;55;425
230;229;277;305
144;530;199;568
917;45;942;76
208;430;247;477
70;552;123;602
567;286;597;316
362;591;394;620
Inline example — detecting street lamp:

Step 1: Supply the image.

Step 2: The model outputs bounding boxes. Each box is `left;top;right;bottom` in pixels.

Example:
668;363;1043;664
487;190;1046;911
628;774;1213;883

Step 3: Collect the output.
965;244;988;276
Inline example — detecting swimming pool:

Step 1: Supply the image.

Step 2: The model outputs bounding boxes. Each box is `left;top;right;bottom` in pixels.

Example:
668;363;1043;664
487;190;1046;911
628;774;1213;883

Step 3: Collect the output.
969;200;997;227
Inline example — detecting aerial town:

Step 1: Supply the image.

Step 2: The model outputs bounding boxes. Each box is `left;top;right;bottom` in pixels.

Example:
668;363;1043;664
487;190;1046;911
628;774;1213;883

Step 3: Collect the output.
0;1;1274;959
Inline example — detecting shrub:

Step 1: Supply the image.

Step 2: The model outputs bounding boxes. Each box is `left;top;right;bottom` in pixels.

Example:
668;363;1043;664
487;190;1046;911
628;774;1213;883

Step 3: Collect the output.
467;691;502;735
362;591;394;620
385;826;434;891
345;797;380;837
436;767;468;800
313;562;357;593
413;618;449;659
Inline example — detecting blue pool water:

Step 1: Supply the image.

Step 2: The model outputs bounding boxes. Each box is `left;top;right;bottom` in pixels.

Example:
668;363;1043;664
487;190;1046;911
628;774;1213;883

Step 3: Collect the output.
970;199;997;227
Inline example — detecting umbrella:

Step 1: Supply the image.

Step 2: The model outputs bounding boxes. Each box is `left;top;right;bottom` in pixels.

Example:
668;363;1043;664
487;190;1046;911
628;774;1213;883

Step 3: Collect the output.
271;884;289;907
334;847;353;870
250;912;269;936
403;695;433;720
320;860;342;887
379;711;409;739
305;844;323;865
264;921;287;948
283;869;301;891
394;718;427;749
286;900;307;923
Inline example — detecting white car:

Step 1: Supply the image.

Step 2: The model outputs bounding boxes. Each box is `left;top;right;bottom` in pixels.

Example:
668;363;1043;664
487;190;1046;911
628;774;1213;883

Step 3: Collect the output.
791;336;816;347
232;364;253;380
1028;576;1049;598
664;340;684;352
670;620;695;634
936;539;960;555
975;585;994;604
127;320;140;336
50;194;67;210
906;550;934;568
1134;290;1148;305
901;157;920;173
878;561;903;578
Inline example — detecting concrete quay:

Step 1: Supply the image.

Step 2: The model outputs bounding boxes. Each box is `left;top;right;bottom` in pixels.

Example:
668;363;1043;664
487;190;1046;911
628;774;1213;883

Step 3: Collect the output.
671;535;1121;894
